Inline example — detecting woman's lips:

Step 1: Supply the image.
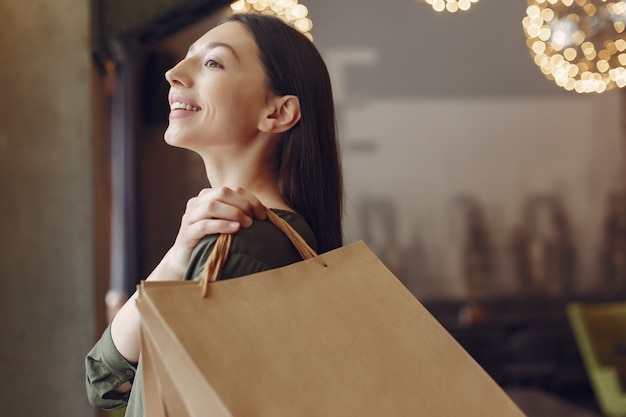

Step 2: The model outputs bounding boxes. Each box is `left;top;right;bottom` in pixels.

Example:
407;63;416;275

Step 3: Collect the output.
170;101;200;112
168;94;202;119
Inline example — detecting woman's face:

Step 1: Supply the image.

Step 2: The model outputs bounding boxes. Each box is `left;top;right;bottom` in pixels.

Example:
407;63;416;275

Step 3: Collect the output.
164;21;272;151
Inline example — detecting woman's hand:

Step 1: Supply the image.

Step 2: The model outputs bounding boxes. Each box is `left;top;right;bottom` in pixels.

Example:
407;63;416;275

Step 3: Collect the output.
110;187;266;364
161;186;267;281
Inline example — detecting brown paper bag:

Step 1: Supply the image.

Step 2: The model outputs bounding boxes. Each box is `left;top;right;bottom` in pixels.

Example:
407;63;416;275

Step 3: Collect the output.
136;210;526;417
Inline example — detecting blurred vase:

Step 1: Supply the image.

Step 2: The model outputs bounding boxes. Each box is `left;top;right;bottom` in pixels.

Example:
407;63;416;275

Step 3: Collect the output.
511;195;575;295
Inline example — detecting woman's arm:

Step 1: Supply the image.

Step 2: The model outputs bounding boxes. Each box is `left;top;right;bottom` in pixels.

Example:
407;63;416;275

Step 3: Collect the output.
109;187;266;373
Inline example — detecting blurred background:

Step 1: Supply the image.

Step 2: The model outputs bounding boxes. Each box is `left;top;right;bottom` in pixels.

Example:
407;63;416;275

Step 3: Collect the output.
2;0;626;415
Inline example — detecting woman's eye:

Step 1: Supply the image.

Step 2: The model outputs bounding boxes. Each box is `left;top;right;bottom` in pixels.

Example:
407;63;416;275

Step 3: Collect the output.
205;59;223;69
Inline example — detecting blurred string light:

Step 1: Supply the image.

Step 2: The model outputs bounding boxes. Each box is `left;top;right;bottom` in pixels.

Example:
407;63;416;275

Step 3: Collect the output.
422;0;480;13
522;0;626;93
230;0;313;40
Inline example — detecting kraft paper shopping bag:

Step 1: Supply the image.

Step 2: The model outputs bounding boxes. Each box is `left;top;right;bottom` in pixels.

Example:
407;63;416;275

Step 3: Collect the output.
136;209;526;417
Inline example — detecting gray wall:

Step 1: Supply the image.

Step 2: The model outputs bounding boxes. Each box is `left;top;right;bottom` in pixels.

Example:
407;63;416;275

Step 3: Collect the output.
0;0;96;416
305;1;625;297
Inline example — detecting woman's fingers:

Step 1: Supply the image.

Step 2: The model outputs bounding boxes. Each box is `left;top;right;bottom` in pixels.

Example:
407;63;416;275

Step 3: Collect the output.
184;197;252;228
186;187;266;227
167;187;266;278
178;186;267;246
208;186;266;221
189;218;241;237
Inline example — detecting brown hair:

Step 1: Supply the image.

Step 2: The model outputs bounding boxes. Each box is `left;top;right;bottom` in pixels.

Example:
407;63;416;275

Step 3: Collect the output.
222;13;343;253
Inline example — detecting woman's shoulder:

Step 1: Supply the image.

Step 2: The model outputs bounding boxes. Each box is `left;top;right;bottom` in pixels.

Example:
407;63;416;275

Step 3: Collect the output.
184;209;317;281
261;209;317;251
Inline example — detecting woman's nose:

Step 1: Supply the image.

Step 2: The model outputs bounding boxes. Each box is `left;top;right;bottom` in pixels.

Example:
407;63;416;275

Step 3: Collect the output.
165;59;192;87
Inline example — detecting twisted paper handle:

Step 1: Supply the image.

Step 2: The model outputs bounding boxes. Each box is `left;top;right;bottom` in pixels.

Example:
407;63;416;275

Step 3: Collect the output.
200;208;326;297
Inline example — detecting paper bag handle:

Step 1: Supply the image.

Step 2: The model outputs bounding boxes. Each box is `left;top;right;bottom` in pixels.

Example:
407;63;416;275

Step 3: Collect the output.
200;207;326;297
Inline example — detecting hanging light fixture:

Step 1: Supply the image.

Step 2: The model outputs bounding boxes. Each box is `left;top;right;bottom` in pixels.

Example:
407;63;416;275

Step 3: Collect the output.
421;0;480;13
522;0;626;93
230;0;313;40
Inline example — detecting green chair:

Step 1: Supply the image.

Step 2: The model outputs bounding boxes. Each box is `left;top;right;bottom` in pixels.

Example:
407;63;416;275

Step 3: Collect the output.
109;407;125;417
567;301;626;416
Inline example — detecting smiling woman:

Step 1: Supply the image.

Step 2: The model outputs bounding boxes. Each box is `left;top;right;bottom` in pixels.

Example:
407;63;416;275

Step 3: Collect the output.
85;13;343;417
163;21;280;153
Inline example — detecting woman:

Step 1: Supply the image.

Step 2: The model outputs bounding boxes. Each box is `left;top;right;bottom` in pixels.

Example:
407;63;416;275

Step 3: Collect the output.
86;13;343;417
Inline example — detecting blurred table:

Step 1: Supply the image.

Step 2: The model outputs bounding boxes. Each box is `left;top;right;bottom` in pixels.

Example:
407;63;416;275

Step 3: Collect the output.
507;388;601;417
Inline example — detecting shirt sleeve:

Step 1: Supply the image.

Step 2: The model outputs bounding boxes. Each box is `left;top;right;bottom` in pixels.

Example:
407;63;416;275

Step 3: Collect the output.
183;232;280;282
182;211;317;283
183;234;218;282
85;325;138;410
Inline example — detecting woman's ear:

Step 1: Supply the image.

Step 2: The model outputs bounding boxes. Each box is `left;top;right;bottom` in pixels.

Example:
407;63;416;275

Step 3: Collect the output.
259;95;301;133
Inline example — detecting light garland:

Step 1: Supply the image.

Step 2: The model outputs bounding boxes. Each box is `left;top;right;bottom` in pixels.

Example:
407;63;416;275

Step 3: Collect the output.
522;0;626;93
230;0;313;40
422;0;480;13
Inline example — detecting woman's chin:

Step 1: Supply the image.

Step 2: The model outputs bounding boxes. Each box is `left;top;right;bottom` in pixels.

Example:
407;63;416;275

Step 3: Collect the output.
163;128;187;148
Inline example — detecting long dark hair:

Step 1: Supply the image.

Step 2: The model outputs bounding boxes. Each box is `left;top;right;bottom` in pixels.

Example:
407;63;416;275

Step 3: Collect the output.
221;13;343;253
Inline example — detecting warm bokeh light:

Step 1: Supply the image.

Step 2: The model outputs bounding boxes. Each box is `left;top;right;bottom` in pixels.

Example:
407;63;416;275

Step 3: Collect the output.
422;0;480;13
230;0;313;40
523;0;626;93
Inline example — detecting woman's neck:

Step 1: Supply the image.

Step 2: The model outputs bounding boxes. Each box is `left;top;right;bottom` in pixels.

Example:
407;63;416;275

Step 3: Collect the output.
201;151;292;212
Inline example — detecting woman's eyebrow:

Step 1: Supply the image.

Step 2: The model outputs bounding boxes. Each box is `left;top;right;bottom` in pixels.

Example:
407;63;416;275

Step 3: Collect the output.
188;42;240;62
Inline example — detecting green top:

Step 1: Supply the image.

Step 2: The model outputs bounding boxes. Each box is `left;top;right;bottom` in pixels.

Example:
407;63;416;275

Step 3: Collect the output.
85;209;316;417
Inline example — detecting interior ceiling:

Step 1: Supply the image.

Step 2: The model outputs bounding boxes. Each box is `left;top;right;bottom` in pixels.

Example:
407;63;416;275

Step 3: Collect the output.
92;0;232;64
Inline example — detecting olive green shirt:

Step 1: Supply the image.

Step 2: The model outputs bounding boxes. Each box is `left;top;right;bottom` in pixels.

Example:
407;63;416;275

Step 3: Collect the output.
85;210;316;417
